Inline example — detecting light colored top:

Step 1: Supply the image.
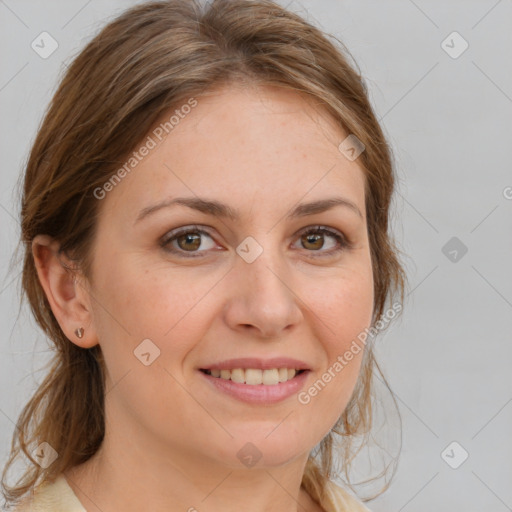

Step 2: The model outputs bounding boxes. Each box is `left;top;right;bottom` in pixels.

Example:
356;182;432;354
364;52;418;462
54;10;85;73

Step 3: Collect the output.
14;474;372;512
14;475;85;512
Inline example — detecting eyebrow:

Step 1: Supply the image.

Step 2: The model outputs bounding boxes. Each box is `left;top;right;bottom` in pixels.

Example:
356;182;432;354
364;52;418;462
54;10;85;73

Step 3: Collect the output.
134;196;363;225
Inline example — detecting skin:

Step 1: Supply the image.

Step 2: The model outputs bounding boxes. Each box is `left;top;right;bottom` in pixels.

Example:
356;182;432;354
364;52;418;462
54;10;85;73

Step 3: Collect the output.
32;83;374;512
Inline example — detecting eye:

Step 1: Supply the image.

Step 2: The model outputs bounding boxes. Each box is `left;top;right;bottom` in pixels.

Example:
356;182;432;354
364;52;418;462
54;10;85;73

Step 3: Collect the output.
161;224;351;258
160;225;218;258
293;225;351;257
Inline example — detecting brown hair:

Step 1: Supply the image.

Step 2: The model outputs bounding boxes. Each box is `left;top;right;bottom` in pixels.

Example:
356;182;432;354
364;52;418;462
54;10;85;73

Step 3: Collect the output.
2;0;407;509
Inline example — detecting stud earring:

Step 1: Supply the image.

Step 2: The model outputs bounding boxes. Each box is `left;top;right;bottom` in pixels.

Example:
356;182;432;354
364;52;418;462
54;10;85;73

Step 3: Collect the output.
75;327;85;339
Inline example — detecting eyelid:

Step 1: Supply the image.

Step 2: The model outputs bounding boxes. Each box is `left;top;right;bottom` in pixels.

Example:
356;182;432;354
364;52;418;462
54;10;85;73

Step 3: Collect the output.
296;224;346;242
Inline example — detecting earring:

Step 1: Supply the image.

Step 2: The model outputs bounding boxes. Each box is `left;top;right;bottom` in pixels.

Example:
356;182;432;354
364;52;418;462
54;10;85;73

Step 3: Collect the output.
75;327;85;339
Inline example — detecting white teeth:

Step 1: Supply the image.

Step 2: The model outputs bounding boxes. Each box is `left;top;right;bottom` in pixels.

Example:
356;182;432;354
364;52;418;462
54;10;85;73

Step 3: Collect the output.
278;368;289;382
206;368;302;385
245;369;263;385
262;369;279;385
230;368;245;383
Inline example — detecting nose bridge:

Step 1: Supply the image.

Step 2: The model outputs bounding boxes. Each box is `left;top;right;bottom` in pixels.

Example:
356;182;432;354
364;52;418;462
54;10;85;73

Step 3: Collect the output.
246;248;288;297
225;233;302;337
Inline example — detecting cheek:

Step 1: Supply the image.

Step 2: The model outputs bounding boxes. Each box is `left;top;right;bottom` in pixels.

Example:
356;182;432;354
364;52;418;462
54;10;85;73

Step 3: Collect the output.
93;252;186;329
299;268;372;414
91;262;212;427
91;256;218;371
310;267;374;348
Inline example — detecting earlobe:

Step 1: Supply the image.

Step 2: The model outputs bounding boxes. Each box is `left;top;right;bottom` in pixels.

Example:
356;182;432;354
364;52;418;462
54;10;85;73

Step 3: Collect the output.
31;234;98;348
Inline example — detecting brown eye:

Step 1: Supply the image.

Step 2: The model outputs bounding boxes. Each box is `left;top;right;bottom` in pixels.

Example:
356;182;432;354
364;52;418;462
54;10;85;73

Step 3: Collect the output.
161;226;217;257
301;232;325;250
176;232;201;251
295;226;349;257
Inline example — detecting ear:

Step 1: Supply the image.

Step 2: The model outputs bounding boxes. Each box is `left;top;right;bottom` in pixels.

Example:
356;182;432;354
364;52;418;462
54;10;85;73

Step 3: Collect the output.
32;234;98;349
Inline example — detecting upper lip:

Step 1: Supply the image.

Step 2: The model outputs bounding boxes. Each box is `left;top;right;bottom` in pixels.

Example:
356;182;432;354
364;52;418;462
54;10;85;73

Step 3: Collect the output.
199;357;311;371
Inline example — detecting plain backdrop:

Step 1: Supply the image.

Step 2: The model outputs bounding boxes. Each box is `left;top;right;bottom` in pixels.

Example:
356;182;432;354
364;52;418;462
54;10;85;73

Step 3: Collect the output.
1;1;511;511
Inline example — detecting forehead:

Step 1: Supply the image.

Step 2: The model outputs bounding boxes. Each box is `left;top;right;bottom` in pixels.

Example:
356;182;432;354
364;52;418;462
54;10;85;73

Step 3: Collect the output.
100;83;366;223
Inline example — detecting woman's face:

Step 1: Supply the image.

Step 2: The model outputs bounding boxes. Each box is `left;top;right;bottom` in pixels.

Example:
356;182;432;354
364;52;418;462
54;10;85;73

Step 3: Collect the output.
86;84;374;469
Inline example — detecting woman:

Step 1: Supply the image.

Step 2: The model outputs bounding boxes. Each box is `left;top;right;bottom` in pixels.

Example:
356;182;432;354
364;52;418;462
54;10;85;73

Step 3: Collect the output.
1;0;406;510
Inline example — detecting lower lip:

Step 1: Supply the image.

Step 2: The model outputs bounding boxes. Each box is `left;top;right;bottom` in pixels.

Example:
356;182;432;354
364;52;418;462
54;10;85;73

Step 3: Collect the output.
199;370;310;404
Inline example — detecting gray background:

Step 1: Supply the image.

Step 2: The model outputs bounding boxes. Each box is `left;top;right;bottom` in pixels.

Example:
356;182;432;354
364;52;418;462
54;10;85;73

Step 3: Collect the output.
1;1;511;510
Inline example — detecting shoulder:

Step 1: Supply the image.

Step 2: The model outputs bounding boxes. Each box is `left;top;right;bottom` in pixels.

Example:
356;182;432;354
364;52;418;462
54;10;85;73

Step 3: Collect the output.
12;474;86;512
325;479;373;512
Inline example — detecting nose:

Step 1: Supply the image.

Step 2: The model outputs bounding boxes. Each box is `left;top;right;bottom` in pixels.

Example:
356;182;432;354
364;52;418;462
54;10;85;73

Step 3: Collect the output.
222;247;304;339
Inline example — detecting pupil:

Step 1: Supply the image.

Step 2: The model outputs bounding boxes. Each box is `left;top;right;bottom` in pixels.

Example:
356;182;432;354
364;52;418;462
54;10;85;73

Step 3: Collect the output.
179;233;200;251
305;233;322;250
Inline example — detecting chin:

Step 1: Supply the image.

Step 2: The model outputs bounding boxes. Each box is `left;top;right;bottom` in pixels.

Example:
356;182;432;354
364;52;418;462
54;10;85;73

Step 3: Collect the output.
213;430;312;470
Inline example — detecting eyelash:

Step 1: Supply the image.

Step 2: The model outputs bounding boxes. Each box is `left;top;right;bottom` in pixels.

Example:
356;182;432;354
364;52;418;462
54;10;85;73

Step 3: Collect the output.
160;224;352;259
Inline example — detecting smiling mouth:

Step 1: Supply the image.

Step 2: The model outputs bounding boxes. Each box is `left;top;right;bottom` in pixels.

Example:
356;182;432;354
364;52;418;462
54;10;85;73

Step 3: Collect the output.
200;368;307;385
